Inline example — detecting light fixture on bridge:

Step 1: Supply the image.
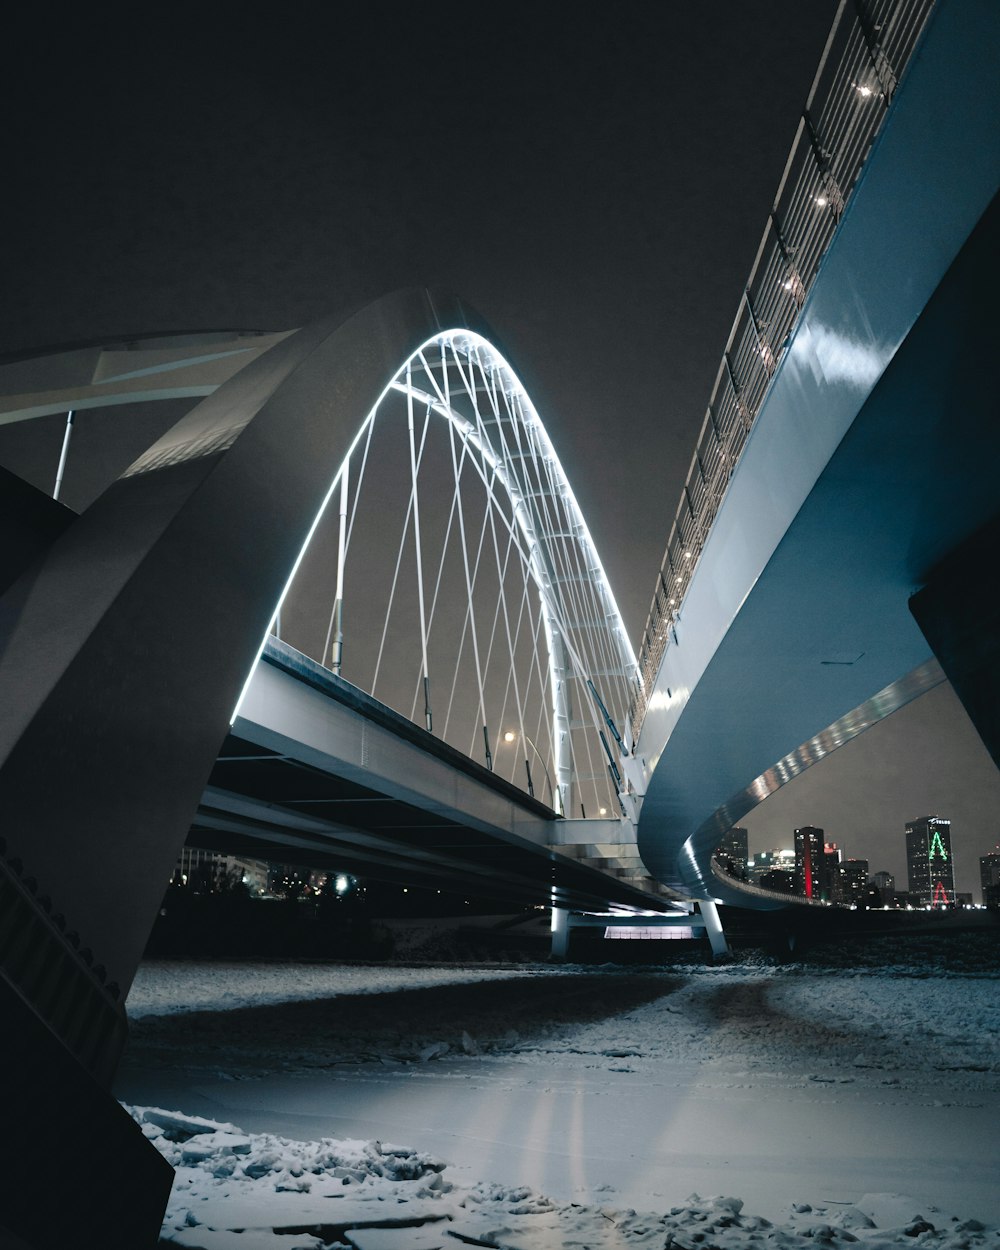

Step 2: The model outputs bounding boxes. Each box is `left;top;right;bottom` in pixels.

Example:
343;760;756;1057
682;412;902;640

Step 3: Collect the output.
815;195;829;208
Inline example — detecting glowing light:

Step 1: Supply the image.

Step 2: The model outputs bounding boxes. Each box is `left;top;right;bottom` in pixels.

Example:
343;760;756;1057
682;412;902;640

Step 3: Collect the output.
503;731;516;743
231;324;639;826
799;321;888;389
815;195;828;207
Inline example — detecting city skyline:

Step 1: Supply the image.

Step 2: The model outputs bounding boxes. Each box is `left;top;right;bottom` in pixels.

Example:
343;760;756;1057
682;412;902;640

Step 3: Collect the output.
740;682;1000;898
744;811;992;903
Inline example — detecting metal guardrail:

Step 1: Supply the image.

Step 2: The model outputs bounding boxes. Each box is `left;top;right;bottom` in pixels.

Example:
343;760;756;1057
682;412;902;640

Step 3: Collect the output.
709;855;832;908
629;0;936;741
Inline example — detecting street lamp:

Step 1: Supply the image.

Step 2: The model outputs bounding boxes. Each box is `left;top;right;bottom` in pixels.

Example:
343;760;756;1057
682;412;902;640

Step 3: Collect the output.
503;730;558;812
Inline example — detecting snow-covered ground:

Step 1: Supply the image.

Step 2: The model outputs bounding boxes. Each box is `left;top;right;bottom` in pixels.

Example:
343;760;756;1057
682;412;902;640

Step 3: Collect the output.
126;960;560;1021
118;944;1000;1249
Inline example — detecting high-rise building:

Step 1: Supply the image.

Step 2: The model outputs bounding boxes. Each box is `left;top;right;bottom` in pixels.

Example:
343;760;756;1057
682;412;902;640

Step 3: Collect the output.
716;827;749;879
173;846;270;895
905;816;955;906
979;845;1000;906
871;870;895;906
794;826;827;900
759;868;796;893
824;842;843;902
842;859;869;907
748;848;795;886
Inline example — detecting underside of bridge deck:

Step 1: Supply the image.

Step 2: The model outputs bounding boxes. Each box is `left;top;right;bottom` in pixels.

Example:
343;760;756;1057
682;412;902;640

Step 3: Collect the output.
190;639;670;915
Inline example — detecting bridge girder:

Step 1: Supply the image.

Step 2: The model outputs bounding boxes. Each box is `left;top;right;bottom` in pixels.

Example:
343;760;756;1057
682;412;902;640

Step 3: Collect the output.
634;0;1000;903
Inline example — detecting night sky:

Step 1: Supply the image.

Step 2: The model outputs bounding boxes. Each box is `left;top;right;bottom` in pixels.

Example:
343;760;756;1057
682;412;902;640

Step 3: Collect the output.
3;3;997;893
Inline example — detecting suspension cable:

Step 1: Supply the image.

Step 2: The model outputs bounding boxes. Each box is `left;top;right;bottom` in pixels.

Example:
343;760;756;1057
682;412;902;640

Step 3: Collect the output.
322;416;375;669
372;398;431;700
407;369;433;733
446;351;493;768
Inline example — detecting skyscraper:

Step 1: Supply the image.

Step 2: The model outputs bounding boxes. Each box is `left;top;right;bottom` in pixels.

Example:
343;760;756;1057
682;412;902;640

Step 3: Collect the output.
748;848;795;887
794;826;826;900
824;842;843;903
905;817;955;906
842;859;870;907
716;827;749;879
979;845;1000;906
872;870;895;906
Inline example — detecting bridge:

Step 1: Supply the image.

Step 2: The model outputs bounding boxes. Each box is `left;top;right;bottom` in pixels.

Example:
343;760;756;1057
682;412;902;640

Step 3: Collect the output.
1;0;997;1244
630;0;999;905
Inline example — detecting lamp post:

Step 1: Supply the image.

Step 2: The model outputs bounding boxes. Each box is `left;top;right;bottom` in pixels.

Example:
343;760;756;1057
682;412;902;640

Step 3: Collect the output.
503;730;559;813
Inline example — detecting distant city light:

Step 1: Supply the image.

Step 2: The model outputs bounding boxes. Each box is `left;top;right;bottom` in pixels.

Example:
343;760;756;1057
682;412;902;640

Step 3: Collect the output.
335;874;350;894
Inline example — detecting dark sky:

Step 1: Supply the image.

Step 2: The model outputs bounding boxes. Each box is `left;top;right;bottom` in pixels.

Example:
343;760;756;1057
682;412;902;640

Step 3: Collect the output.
3;0;841;637
3;3;997;893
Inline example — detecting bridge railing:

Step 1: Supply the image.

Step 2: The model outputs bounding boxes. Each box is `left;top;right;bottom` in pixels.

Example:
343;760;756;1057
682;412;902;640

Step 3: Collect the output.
630;0;936;740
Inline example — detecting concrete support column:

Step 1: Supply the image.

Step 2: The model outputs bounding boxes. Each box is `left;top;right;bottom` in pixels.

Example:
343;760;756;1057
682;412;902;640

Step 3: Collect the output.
909;513;1000;773
699;899;729;958
550;906;569;959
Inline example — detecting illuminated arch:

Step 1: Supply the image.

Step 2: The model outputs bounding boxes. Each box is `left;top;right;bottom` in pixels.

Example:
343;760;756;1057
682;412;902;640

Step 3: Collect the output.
0;289;635;994
236;328;639;814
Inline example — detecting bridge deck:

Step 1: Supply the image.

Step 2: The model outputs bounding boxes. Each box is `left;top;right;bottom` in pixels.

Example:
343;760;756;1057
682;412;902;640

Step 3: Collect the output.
197;638;669;913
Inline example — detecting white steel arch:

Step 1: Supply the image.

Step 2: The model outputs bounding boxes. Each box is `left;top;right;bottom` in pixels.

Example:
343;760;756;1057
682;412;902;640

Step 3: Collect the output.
0;318;639;823
265;329;640;818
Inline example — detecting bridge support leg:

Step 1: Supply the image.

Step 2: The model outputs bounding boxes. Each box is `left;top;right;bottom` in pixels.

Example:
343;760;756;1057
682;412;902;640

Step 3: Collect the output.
909;513;1000;773
699;899;729;958
550;906;569;960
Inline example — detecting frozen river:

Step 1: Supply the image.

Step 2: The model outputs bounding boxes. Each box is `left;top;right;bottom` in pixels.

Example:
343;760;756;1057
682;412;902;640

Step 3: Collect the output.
112;951;1000;1248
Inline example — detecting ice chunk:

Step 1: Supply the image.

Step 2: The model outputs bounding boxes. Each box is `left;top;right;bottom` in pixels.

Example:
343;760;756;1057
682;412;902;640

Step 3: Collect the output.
180;1131;253;1163
418;1041;450;1061
136;1107;241;1139
344;1225;451;1249
856;1194;935;1228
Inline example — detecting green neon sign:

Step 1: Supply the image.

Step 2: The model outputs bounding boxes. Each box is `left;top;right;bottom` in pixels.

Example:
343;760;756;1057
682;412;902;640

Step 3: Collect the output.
928;830;949;861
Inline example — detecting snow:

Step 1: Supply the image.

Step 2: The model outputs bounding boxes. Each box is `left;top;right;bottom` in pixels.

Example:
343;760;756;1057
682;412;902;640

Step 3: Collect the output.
126;960;558;1020
116;944;1000;1249
126;1100;1000;1250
